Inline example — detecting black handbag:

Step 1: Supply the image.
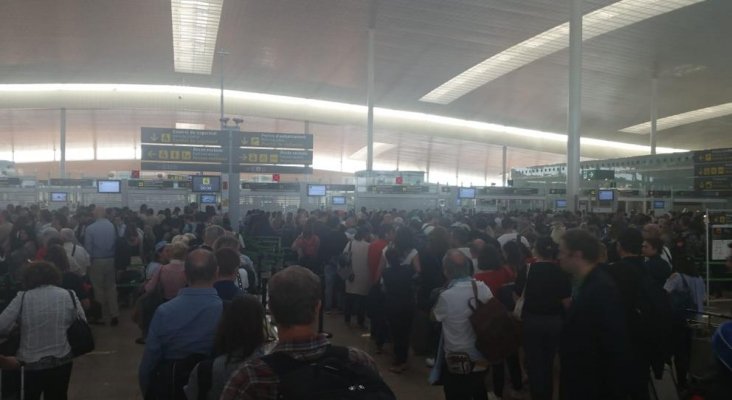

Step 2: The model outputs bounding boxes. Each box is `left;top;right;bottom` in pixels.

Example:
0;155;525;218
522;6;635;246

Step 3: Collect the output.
67;290;95;357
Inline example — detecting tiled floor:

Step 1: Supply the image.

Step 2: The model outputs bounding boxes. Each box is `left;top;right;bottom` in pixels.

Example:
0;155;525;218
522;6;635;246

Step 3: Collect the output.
68;309;445;400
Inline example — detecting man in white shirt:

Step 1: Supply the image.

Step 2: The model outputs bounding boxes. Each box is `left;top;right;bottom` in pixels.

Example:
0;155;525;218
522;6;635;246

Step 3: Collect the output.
433;250;493;400
497;218;531;249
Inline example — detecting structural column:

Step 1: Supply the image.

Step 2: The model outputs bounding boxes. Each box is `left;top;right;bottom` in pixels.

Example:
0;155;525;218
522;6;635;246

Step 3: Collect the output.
650;77;658;155
366;2;376;171
501;145;507;186
60;108;67;178
567;0;583;212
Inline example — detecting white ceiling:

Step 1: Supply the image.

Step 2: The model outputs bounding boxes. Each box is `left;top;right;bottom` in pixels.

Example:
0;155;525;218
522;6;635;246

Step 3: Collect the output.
1;0;731;174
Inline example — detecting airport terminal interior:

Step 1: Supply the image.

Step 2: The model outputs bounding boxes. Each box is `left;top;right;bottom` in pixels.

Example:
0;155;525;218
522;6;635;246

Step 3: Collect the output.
2;0;732;399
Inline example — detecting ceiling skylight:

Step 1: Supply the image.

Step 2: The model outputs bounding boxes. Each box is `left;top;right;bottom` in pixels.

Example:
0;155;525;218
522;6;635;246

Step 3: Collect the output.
171;0;225;74
620;102;732;134
349;143;396;161
420;0;705;104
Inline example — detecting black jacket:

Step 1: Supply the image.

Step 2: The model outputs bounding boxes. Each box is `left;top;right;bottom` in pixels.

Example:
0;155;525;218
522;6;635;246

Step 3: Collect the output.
560;266;629;400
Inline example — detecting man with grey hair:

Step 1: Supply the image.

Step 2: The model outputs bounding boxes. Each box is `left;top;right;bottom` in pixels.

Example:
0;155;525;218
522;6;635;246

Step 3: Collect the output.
60;228;90;276
432;249;493;399
201;225;225;251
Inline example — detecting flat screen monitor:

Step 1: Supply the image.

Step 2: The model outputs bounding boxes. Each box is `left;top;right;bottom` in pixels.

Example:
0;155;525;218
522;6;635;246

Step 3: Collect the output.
200;194;217;204
50;192;68;202
97;180;121;193
191;176;221;192
653;200;665;209
331;196;346;205
458;187;476;199
555;199;567;209
307;184;326;197
598;190;614;201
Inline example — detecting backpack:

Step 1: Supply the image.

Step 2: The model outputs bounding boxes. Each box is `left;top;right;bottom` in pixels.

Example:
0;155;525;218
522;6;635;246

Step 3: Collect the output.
669;273;697;324
260;345;396;400
468;280;521;364
145;353;207;400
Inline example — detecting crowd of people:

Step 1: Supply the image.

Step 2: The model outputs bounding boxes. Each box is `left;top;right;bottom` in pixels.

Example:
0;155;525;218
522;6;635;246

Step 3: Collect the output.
0;201;730;399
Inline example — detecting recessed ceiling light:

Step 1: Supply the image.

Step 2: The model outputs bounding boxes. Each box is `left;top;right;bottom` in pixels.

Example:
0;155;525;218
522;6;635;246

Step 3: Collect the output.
420;0;705;104
620;102;732;134
171;0;225;75
175;122;206;130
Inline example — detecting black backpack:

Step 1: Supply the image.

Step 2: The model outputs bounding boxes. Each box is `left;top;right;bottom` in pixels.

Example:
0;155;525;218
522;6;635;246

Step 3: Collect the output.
260;345;396;400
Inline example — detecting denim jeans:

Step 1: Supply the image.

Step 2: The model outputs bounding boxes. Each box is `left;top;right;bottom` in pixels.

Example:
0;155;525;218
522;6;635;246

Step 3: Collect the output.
324;262;343;311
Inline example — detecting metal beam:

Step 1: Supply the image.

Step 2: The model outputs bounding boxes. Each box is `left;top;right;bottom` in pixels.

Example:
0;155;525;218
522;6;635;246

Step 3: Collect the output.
502;145;507;186
366;1;376;171
650;77;658;155
567;0;583;212
59;108;66;178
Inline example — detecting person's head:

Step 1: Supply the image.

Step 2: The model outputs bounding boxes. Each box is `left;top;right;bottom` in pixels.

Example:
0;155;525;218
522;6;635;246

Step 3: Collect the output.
168;242;188;261
559;229;602;276
59;228;76;244
93;206;106;220
214;295;266;359
533;236;558;260
642;222;661;238
616;228;643;257
213;234;241;252
501;218;516;231
44;244;71;272
268;266;321;330
379;224;395;241
215;248;241;279
502;240;528;269
477;244;504;271
204;225;225;246
426;226;450;258
641;237;664;258
674;254;699;277
39;228;60;248
184;249;218;286
393;227;415;255
22;261;61;290
354;226;370;241
469;239;486;258
450;227;470;247
442;249;472;281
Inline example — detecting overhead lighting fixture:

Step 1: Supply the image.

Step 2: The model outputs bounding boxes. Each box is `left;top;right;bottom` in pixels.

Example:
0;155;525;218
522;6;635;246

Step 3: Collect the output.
420;0;705;104
175;122;206;130
171;0;225;74
620;102;732;134
349;143;395;161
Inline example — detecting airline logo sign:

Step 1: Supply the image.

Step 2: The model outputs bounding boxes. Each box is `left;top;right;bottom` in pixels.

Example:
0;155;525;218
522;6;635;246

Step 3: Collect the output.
238;149;313;165
141;127;224;146
240;132;313;149
142;145;228;163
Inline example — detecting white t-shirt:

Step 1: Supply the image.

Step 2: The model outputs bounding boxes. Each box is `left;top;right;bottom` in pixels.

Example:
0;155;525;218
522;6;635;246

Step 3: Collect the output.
433;279;492;361
497;232;530;249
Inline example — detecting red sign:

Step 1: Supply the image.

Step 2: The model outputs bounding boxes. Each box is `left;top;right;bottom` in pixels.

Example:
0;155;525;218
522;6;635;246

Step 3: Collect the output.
131;170;140;179
272;173;281;182
395;176;403;185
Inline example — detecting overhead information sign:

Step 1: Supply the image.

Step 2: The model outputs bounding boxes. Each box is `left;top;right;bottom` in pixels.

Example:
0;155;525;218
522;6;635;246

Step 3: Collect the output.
239;132;313;149
141;162;225;173
695;177;732;191
694;149;732;164
237;149;312;165
141;127;225;146
142;145;229;163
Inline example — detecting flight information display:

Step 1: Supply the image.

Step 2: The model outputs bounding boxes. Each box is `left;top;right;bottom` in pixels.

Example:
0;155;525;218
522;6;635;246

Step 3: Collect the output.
191;176;221;192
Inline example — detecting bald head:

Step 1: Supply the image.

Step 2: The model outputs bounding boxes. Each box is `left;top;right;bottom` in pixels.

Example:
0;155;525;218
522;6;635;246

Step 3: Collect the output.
642;223;661;240
442;249;472;281
93;206;106;220
185;249;218;286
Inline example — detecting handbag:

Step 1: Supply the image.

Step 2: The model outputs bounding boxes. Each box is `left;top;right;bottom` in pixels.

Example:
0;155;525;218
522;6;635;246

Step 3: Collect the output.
513;264;531;321
67;290;95;357
337;242;354;282
444;352;474;375
0;292;25;356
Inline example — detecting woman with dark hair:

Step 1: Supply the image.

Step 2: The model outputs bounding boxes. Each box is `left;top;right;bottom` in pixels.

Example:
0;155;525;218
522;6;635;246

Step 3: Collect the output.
185;295;266;400
44;244;90;310
642;237;672;288
515;236;571;400
291;218;320;272
664;255;705;390
381;246;417;373
0;261;86;400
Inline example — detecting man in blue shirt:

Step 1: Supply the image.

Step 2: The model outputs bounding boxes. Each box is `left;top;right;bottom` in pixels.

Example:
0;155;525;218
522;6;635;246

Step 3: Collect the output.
84;206;119;325
139;249;223;396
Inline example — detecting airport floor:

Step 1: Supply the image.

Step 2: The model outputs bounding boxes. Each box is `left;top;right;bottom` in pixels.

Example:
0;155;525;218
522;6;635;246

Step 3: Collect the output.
68;309;446;400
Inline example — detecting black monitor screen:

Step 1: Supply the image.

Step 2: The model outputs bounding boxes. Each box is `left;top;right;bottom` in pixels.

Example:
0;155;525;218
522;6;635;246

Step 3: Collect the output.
555;199;567;208
50;192;68;202
598;190;614;201
97;180;121;193
191;176;221;192
458;187;476;199
331;196;346;205
308;184;326;196
200;194;217;204
653;200;665;209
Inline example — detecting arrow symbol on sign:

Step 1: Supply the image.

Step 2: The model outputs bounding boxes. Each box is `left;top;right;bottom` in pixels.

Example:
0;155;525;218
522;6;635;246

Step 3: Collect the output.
151;133;160;141
147;150;156;159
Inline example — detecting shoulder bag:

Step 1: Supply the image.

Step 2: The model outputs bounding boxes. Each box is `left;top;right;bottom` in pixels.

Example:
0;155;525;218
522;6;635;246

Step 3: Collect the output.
67;290;95;357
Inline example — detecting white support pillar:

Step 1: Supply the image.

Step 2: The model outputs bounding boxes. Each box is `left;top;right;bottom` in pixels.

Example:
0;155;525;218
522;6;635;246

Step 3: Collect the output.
650;77;658;155
567;0;583;212
366;3;376;171
501;145;507;186
60;108;66;178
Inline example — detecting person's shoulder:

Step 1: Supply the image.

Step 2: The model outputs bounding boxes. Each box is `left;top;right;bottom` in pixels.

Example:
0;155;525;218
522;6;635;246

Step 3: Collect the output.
221;357;276;399
344;346;379;373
